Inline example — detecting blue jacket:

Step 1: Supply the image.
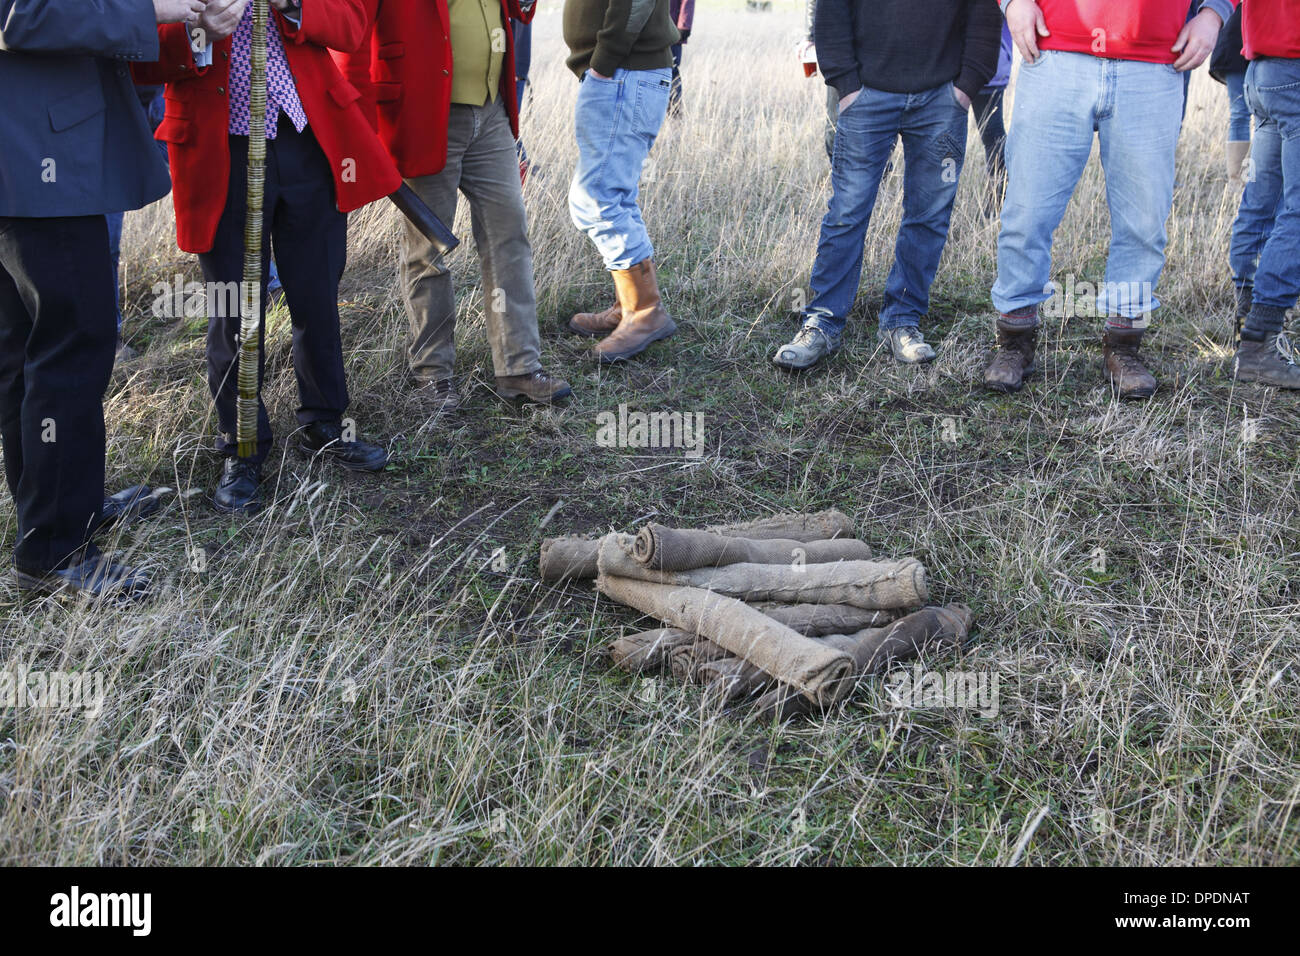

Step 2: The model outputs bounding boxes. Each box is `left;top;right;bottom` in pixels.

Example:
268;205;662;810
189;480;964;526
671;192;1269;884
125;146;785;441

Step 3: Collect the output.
0;0;171;218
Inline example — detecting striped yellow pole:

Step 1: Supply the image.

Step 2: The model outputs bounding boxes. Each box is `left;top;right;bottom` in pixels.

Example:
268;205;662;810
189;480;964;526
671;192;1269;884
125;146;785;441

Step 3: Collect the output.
236;0;269;459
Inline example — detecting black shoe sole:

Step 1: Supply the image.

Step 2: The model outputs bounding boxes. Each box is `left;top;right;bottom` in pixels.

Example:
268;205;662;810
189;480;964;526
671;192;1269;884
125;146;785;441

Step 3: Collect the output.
495;385;573;404
213;495;264;516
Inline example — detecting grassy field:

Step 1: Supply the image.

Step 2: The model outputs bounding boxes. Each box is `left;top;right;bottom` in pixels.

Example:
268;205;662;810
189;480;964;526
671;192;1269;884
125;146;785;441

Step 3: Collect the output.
1;2;1298;865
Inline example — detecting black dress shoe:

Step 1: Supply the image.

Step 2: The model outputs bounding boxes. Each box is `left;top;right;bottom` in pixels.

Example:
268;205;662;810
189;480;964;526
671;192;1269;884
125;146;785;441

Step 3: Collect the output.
101;484;163;529
214;458;263;515
13;555;151;604
296;421;389;472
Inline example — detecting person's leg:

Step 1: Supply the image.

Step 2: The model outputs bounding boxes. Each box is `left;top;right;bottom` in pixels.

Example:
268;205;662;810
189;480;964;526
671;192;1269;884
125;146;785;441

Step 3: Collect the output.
460;99;569;402
569;69;669;272
877;82;969;358
403;107;472;386
801;88;905;343
569;68;676;363
105;211;124;337
0;216;115;572
1095;59;1184;325
266;122;350;432
1228;100;1283;327
1093;58;1183;399
1225;69;1252;184
1237;56;1300;387
991;52;1099;316
199;134;275;465
971;87;1007;215
669;43;683;116
986;51;1099;392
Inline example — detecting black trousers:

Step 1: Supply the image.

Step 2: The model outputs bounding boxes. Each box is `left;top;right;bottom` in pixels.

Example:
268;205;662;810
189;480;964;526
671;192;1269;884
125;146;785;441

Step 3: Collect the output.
0;215;116;572
201;118;349;464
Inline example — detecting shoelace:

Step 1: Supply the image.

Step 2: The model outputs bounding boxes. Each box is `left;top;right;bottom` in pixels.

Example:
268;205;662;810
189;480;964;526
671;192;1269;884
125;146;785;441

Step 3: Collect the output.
1274;333;1298;366
793;327;824;349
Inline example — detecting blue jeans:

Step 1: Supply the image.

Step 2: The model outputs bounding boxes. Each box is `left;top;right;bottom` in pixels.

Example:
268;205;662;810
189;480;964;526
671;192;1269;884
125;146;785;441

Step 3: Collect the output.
1226;70;1252;142
568;67;671;271
1229;82;1283;291
992;50;1183;322
803;82;968;340
1242;57;1300;334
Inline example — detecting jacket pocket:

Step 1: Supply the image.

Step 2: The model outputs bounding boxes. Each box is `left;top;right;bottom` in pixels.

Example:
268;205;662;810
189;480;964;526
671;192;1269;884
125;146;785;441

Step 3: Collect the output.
378;42;405;60
329;79;362;108
155;115;192;144
373;82;403;105
48;85;106;132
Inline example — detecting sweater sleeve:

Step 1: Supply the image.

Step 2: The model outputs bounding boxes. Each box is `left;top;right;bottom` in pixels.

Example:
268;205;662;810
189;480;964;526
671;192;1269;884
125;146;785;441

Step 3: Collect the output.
955;0;1002;101
591;0;661;77
812;0;858;98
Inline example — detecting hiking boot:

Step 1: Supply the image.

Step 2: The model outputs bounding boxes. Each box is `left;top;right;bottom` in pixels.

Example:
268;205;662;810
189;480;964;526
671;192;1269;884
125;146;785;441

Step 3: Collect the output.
1233;333;1300;389
880;326;936;364
100;484;164;529
772;324;838;371
214;458;263;515
412;377;463;417
593;259;677;364
1102;325;1158;399
495;368;573;404
297;421;389;472
569;300;621;337
983;311;1038;393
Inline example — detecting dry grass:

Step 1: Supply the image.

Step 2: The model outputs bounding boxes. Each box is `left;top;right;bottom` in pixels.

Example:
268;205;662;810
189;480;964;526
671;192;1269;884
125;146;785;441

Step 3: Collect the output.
1;1;1297;865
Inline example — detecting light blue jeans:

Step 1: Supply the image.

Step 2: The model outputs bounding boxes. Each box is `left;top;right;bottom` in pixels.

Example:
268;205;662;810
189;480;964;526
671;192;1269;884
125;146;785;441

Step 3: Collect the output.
992;50;1184;322
568;67;671;271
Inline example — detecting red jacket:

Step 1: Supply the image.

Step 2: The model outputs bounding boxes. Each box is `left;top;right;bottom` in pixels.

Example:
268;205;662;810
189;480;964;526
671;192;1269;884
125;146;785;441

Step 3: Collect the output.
1243;0;1300;59
134;2;402;254
335;0;534;179
1034;0;1238;65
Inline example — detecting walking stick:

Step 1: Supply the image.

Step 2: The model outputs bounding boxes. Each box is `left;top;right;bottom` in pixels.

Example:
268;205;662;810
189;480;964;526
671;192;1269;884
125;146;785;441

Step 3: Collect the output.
236;0;270;460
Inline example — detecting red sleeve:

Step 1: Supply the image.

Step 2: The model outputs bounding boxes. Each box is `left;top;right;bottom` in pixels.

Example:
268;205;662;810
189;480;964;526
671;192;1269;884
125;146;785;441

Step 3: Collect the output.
131;23;206;85
283;0;380;55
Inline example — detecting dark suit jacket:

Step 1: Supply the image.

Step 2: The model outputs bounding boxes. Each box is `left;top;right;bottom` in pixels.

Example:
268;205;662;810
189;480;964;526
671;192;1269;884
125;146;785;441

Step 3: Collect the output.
0;0;171;217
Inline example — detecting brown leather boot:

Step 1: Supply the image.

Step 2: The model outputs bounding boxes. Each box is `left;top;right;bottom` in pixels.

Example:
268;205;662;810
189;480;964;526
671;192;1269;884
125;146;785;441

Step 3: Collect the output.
1102;325;1158;399
494;368;573;404
568;298;621;337
983;312;1038;393
594;259;677;364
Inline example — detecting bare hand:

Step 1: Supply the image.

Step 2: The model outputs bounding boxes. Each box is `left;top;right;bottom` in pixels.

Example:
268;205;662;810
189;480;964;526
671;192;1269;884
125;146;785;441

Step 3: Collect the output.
1172;9;1223;72
1006;0;1050;64
155;0;207;25
270;0;299;12
953;84;972;110
198;0;247;42
838;89;860;112
588;68;612;80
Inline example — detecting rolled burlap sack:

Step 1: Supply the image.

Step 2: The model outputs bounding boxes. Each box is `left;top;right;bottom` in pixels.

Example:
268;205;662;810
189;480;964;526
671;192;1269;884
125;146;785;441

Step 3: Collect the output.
598;536;927;610
753;604;973;719
758;602;895;636
631;523;872;572
608;627;694;672
539;510;856;582
539;535;602;582
704;509;855;541
699;656;772;704
596;576;855;707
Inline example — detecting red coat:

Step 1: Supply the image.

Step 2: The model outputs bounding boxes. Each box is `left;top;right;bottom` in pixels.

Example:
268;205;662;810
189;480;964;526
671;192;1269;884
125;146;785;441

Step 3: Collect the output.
134;2;402;254
335;0;534;179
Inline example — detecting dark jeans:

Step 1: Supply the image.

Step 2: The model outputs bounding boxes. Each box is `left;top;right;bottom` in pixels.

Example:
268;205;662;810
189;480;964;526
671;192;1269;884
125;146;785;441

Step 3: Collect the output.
0;215;116;572
803;82;969;338
199;118;349;464
970;87;1007;212
1242;56;1300;337
670;42;683;115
